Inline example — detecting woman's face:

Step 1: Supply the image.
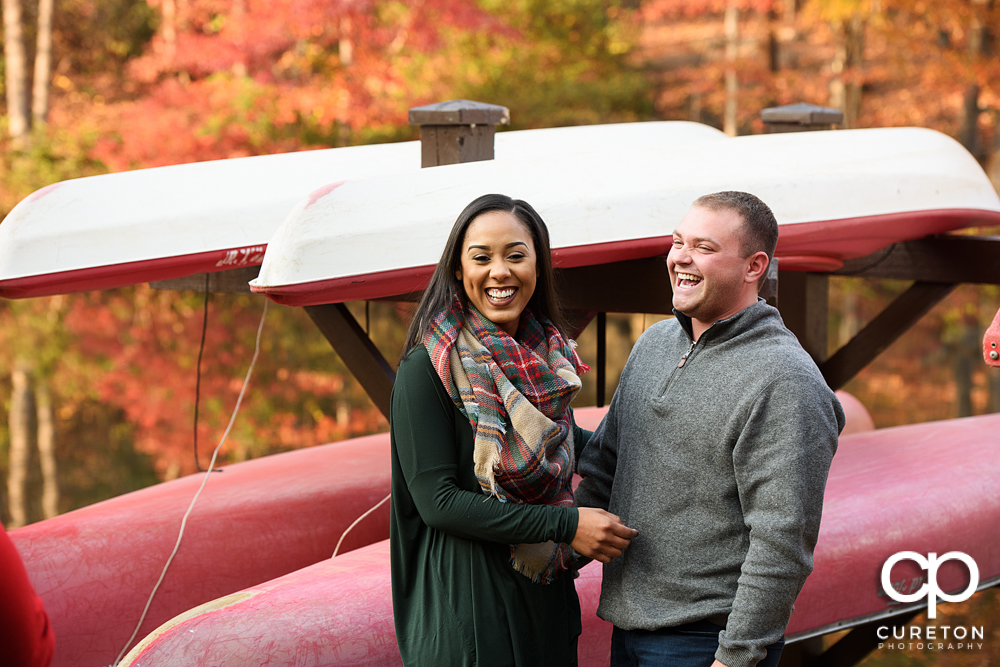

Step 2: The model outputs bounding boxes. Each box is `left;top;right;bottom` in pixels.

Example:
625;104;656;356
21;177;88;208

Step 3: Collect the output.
456;210;538;337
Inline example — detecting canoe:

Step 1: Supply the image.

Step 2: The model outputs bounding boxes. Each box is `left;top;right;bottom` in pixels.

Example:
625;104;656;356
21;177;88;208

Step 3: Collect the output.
12;406;609;667
0;122;724;299
119;543;611;667
118;412;1000;665
786;412;1000;639
10;433;393;667
249;127;1000;306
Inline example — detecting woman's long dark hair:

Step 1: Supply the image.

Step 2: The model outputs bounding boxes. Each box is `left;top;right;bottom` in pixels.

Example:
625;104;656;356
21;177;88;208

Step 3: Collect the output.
402;194;566;357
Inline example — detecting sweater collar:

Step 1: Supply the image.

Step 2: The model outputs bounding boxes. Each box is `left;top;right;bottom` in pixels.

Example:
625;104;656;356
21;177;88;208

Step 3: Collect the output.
674;298;771;345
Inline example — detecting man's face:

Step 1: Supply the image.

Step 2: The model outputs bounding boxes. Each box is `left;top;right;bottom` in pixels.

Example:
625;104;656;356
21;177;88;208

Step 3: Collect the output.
667;205;755;326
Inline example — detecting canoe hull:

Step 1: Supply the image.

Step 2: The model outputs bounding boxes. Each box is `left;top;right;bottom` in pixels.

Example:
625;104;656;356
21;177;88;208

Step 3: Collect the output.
121;413;1000;665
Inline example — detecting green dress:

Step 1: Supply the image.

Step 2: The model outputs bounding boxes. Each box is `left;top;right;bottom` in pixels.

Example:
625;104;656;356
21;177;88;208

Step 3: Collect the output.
390;345;589;667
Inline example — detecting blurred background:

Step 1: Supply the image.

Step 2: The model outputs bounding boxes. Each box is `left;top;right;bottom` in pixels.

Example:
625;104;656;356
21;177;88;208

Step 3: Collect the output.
1;2;998;663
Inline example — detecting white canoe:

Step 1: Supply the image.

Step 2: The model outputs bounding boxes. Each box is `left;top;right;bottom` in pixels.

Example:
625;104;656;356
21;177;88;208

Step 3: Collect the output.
249;127;1000;306
0;122;724;298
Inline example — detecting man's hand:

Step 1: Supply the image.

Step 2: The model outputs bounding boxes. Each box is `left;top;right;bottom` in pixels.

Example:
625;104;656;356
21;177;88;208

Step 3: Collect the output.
711;660;729;667
571;508;638;563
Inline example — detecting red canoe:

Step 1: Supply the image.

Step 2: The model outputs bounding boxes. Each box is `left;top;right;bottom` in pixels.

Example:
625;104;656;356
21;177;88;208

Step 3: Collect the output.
13;408;610;667
120;541;612;667
11;433;393;667
119;413;1000;666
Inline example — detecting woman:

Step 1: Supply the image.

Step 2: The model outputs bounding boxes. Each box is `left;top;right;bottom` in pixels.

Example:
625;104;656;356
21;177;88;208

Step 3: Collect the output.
389;194;636;666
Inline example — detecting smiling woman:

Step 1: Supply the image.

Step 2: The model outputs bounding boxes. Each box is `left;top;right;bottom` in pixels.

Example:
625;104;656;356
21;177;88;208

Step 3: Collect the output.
456;210;539;336
389;194;637;667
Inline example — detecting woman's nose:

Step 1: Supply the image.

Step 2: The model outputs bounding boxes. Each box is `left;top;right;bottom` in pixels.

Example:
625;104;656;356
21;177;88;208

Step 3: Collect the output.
490;260;511;279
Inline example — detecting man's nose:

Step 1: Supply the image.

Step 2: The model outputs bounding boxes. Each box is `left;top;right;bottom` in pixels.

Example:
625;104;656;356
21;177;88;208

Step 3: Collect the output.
669;246;691;265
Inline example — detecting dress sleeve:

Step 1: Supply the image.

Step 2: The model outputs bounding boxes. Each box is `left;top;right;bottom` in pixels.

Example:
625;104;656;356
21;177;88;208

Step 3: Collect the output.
716;371;844;667
391;348;579;546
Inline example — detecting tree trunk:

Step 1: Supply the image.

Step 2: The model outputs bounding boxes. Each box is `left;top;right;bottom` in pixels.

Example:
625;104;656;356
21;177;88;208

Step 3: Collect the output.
767;9;780;73
829;15;864;128
954;322;981;417
843;14;864;128
959;84;981;157
987;110;1000;194
231;0;247;77
8;361;33;528
339;15;353;66
2;0;31;139
723;3;738;137
31;0;54;124
989;367;1000;414
35;381;58;520
163;0;177;62
688;92;701;123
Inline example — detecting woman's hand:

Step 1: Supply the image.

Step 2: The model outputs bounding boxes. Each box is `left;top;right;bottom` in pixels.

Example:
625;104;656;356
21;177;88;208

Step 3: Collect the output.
571;508;638;564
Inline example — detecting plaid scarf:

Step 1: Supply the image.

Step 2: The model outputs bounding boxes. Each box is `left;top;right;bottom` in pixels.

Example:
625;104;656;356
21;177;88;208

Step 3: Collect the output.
424;296;588;583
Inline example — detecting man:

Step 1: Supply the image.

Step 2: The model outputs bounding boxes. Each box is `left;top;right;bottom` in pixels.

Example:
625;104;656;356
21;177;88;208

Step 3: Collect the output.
576;191;844;667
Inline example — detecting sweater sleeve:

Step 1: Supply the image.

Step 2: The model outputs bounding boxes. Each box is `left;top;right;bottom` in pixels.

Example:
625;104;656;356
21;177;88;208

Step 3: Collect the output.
715;372;844;667
391;347;579;546
574;378;623;512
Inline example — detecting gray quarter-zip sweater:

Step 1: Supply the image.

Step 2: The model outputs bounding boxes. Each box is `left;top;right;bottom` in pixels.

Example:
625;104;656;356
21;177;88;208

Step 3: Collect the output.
576;300;844;667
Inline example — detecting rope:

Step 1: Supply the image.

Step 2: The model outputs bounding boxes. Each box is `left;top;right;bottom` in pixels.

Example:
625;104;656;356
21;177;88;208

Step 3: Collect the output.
113;299;269;666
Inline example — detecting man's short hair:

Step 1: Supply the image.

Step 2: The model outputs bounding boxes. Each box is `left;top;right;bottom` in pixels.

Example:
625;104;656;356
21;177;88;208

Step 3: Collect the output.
693;191;778;261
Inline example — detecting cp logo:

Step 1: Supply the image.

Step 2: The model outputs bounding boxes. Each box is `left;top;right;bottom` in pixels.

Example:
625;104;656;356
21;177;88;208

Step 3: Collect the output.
881;551;979;618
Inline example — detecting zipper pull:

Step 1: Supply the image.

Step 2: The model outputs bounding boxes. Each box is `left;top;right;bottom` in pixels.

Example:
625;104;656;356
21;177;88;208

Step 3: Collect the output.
677;342;695;368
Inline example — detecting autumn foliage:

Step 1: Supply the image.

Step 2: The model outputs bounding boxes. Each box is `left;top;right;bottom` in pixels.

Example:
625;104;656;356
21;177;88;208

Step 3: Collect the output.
0;0;998;517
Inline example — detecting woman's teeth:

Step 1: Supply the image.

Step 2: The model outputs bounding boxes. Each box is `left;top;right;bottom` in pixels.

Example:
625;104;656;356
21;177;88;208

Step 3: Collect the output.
486;287;516;302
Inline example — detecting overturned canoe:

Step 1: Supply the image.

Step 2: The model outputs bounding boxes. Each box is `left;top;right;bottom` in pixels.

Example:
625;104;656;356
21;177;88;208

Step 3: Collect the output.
119;413;1000;665
250;127;1000;306
0;122;724;299
11;433;393;667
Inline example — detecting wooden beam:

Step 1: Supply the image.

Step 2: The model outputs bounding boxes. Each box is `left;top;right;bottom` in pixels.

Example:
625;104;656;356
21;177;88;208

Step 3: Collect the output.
835;236;1000;284
557;257;673;314
596;312;607;407
777;271;829;364
305;304;395;419
779;610;921;667
564;310;597;339
149;265;260;294
820;282;955;390
760;257;779;307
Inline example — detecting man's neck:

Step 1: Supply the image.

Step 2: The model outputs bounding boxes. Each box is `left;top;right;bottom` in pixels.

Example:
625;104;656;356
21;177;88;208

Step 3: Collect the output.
690;296;759;342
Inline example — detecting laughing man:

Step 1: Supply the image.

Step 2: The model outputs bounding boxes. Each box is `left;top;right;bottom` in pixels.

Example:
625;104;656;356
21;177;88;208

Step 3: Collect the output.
576;191;845;667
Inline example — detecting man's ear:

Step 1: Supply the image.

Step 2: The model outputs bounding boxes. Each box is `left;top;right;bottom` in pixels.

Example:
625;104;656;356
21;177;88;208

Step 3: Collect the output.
746;251;769;284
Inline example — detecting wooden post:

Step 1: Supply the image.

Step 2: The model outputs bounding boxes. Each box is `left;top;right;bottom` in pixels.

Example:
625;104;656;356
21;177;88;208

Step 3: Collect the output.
761;102;843;133
409;99;510;168
779;271;829;364
761;103;840;366
596;312;607;408
300;101;512;419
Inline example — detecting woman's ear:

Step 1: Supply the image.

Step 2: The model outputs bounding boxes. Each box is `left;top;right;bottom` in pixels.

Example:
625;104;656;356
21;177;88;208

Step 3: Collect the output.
455;269;463;281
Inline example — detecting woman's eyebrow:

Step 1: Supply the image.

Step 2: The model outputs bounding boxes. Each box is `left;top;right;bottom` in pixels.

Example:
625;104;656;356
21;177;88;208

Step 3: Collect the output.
466;241;529;251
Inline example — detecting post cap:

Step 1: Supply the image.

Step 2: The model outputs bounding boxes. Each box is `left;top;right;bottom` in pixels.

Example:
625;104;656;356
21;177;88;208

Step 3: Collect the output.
409;100;510;126
760;103;843;126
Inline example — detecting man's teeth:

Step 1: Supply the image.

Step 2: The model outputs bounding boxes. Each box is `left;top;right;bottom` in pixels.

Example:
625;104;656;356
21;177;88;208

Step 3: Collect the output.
676;273;702;285
487;288;516;300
